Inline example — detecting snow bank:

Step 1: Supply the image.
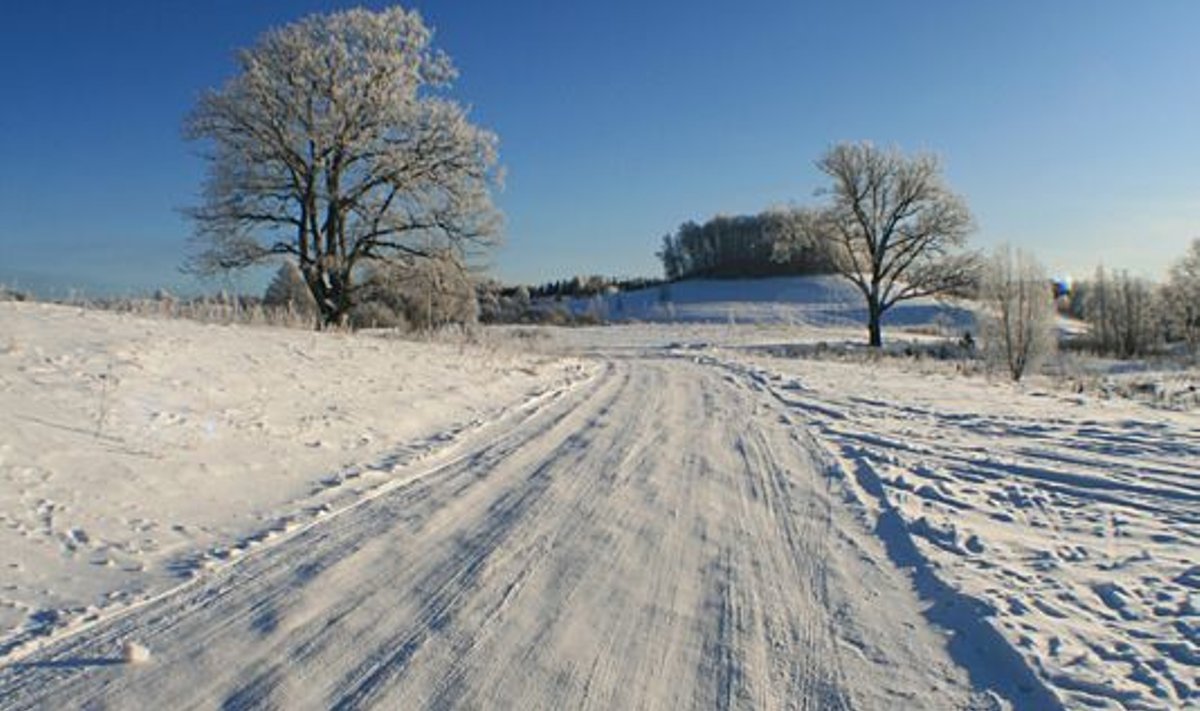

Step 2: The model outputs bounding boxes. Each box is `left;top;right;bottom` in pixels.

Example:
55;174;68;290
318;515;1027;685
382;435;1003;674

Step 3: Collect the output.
0;302;588;657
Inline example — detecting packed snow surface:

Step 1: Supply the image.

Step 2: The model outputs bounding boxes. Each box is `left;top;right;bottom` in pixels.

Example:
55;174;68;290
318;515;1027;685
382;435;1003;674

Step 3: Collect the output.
1;297;1196;710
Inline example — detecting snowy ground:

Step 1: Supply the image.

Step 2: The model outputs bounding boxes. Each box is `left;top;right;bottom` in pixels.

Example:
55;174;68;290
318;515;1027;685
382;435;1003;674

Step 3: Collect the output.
1;297;1197;709
0;302;589;658
699;346;1199;709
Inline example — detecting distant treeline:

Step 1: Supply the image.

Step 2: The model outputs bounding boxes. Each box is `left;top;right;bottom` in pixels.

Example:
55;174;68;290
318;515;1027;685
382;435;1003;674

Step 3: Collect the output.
476;275;662;326
656;211;835;281
515;275;666;300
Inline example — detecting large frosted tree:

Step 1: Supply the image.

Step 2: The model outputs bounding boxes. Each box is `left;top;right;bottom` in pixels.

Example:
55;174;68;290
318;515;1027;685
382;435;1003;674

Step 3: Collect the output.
185;7;501;327
778;142;977;346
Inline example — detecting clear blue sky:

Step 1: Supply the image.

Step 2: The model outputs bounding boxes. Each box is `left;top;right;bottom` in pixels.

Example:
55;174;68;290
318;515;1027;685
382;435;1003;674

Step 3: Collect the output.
1;0;1197;296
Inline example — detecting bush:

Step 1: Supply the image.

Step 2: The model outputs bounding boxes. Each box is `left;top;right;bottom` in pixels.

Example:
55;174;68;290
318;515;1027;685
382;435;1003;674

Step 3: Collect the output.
348;300;408;330
0;285;30;302
355;255;477;331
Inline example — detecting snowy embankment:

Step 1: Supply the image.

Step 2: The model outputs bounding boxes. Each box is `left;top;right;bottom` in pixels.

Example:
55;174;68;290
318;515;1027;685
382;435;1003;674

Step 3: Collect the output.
0;302;590;658
709;348;1199;709
559;275;976;330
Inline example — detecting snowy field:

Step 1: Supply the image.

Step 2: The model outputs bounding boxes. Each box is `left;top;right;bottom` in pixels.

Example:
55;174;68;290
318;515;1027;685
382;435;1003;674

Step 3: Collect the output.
706;349;1199;709
0;302;590;657
0;290;1197;710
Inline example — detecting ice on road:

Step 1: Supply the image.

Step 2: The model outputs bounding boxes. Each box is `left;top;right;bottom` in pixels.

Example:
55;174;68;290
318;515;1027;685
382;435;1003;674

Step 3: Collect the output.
0;356;998;710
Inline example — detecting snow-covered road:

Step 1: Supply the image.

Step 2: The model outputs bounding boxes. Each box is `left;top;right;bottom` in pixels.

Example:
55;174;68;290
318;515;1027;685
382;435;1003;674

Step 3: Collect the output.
0;355;1013;710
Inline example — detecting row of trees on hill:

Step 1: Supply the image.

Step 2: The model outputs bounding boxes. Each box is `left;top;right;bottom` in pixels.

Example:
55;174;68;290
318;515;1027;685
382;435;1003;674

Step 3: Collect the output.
527;275;664;300
656;211;835;281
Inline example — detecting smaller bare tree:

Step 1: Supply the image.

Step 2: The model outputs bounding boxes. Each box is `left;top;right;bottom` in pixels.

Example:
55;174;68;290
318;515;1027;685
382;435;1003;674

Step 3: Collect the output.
978;246;1057;381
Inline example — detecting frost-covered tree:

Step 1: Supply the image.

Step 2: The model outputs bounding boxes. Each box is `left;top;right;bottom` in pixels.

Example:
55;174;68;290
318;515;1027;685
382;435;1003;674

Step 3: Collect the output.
1163;238;1200;354
1085;266;1162;358
777;142;977;347
184;7;501;328
978;246;1057;381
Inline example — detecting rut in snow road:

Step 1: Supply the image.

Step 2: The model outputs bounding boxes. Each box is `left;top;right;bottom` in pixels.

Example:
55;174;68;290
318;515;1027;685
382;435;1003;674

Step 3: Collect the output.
0;357;984;710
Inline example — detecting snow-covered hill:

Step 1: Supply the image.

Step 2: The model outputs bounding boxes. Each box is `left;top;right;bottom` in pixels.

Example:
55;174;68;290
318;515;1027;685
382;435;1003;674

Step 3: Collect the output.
555;275;975;331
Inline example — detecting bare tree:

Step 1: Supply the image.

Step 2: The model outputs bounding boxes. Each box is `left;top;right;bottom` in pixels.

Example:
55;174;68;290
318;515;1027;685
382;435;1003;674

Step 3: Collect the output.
778;142;976;346
184;7;501;328
1163;238;1200;355
978;246;1057;381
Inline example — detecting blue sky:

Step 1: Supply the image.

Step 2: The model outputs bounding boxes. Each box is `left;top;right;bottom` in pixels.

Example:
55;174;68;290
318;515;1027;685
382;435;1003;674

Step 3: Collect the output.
1;0;1197;296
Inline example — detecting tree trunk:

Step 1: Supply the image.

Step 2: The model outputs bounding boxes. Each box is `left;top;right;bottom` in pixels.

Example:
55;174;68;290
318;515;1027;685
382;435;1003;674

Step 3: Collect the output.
302;265;336;331
323;268;353;329
867;297;883;347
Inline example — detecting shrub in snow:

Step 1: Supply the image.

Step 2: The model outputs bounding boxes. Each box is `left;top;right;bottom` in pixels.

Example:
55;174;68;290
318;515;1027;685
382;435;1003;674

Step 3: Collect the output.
354;254;476;331
0;285;30;302
348;300;408;330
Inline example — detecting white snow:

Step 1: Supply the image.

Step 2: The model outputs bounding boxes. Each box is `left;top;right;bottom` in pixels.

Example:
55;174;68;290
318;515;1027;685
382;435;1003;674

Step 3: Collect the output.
1;281;1196;710
0;301;590;657
704;347;1199;709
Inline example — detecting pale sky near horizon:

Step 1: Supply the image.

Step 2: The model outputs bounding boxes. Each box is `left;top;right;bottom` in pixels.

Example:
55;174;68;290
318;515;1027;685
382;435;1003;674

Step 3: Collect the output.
1;0;1197;296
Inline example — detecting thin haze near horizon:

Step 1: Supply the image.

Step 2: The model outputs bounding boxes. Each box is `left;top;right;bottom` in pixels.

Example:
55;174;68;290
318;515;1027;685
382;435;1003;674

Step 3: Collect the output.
1;0;1197;296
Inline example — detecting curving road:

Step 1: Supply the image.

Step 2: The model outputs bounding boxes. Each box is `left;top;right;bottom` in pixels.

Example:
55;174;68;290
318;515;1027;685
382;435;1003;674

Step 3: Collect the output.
0;357;983;710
